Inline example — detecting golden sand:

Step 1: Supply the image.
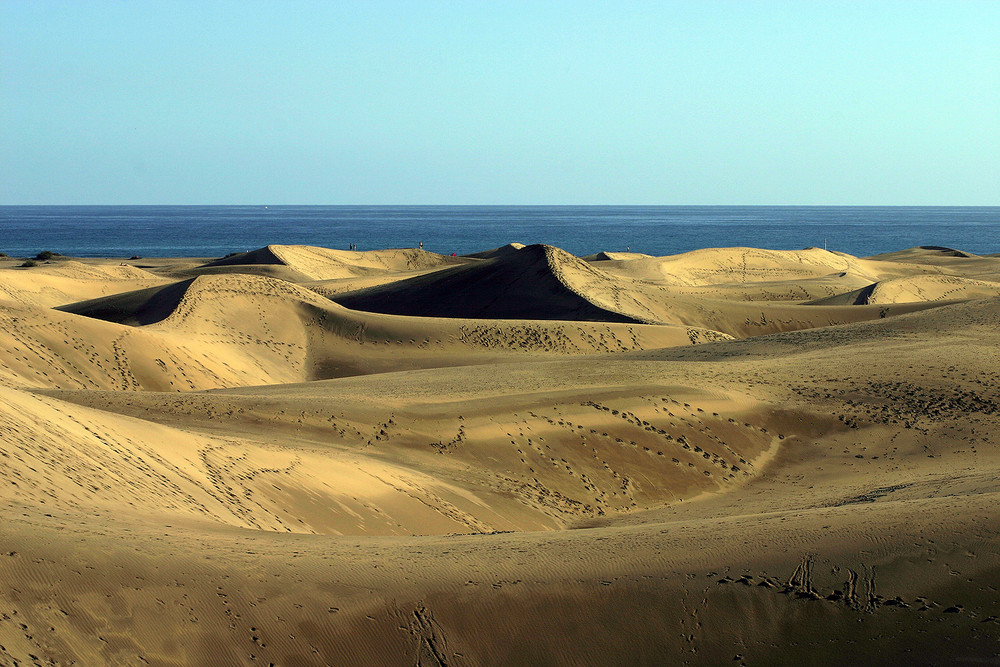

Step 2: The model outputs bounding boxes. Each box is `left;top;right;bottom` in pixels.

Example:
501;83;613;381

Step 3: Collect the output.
2;243;1000;664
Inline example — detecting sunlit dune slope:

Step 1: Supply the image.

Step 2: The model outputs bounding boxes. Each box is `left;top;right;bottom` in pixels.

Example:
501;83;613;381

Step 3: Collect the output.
865;245;1000;280
590;246;901;286
0;384;557;534
51;363;786;530
0;299;262;391
809;274;1000;305
0;259;169;307
200;244;467;280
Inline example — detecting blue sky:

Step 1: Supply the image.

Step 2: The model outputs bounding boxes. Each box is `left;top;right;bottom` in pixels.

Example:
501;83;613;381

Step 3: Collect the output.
2;1;998;204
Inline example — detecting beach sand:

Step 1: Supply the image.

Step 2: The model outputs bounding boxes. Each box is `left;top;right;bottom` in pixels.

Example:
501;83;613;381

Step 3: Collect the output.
2;243;1000;665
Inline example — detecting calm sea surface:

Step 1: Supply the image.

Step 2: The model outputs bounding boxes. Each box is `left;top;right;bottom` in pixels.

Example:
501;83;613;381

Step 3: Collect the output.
1;206;998;259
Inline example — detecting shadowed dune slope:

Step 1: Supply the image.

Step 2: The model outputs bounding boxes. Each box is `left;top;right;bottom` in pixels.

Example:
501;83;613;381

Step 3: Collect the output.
334;244;647;323
866;245;977;262
57;279;197;325
462;242;526;259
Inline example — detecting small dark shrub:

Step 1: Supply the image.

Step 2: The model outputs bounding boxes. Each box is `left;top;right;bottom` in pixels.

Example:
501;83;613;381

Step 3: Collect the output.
21;259;38;267
35;250;56;260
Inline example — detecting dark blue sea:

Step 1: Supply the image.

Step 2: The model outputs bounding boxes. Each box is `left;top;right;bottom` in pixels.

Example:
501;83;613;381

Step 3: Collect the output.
1;206;999;259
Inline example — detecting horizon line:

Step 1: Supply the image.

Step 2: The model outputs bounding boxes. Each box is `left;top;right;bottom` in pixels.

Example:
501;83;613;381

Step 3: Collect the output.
3;203;1000;208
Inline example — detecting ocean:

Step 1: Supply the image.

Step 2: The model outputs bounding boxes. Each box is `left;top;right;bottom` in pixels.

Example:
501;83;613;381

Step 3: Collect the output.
1;206;999;259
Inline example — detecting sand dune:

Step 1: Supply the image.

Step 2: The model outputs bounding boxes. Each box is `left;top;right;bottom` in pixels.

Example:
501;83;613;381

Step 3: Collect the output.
0;297;300;391
335;243;645;322
42;273;719;391
589;250;653;260
49;366;782;528
810;274;1000;305
201;244;466;280
0;383;558;535
864;274;1000;303
590;246;892;286
335;243;954;337
867;244;977;262
662;271;876;302
4;243;1000;665
0;259;168;307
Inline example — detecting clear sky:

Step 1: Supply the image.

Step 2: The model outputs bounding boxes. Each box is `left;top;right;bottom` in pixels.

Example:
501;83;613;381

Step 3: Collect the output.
2;0;998;205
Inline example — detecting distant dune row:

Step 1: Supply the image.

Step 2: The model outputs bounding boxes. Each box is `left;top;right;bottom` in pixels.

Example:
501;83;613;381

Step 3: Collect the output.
3;243;1000;665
